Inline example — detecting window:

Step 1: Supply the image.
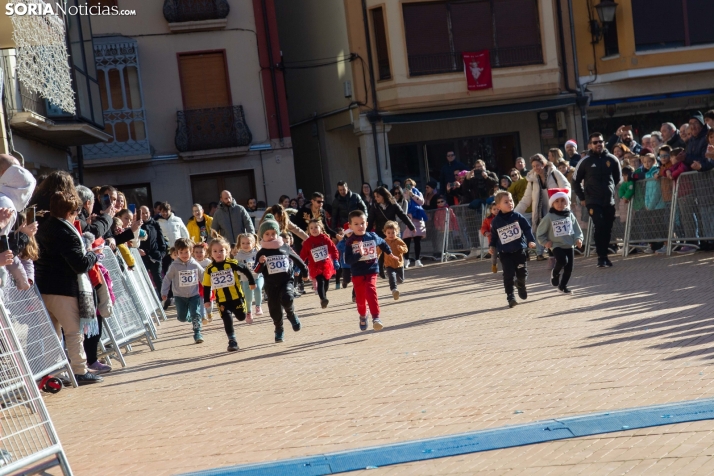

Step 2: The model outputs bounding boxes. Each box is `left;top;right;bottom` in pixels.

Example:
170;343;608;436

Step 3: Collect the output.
178;51;231;109
402;0;543;76
190;171;256;213
115;183;152;209
633;0;714;51
603;17;619;56
371;7;391;80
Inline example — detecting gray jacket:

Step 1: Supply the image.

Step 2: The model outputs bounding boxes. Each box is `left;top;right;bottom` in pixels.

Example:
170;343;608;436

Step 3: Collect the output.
536;211;584;250
161;257;205;298
211;200;255;244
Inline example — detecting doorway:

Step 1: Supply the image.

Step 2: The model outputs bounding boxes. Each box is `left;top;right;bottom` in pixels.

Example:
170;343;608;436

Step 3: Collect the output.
190;170;256;213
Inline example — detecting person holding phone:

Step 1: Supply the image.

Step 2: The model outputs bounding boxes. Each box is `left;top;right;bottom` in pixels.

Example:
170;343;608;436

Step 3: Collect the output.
607;125;642;154
76;185;114;239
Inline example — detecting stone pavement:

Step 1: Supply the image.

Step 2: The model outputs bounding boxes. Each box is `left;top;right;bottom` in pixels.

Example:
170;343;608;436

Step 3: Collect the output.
42;251;714;475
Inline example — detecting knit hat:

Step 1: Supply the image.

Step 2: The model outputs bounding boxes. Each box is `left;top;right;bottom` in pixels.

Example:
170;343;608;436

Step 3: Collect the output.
258;213;280;239
565;139;578;150
500;175;512;187
639;147;653;155
548;188;570;208
690;111;705;126
426;179;438;189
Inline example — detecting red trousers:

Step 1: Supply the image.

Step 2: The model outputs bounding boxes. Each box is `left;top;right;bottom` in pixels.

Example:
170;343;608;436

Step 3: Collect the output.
352;274;380;318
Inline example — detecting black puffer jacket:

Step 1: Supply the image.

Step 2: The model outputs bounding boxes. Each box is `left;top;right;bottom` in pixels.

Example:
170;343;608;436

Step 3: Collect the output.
139;217;166;261
366;202;415;237
461;170;498;201
331;190;367;229
35;216;98;297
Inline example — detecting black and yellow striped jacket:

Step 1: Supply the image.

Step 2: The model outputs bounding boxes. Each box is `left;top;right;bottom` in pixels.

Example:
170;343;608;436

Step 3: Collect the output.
202;259;255;304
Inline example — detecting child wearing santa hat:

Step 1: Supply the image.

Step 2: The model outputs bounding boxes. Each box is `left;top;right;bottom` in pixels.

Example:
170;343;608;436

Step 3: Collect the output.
536;189;584;294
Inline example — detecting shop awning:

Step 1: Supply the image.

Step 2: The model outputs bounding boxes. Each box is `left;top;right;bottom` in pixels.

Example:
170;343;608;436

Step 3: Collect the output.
381;96;577;124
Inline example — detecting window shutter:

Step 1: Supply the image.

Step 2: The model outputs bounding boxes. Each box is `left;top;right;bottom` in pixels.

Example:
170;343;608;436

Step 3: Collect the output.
178;52;231;110
403;2;450;56
450;1;493;53
632;0;685;50
371;7;391;80
686;0;714;46
493;0;540;48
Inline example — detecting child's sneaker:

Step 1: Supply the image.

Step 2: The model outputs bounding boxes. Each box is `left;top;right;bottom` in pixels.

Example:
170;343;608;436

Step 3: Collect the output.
202;316;209;326
404;259;411;269
558;286;573;294
254;306;263;316
227;338;238;351
372;318;384;331
335;282;341;290
194;332;204;344
321;298;329;309
275;330;285;342
207;311;213;323
550;269;560;287
359;316;367;331
289;315;301;331
516;282;528;300
415;260;423;268
392;289;400;300
508;296;518;308
491;264;498;273
245;312;253;324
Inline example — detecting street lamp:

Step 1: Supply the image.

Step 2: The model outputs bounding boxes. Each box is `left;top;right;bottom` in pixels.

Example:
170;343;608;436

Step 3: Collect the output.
590;0;618;44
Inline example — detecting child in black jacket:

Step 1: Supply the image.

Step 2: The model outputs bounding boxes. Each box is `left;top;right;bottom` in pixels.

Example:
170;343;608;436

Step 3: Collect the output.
255;214;308;343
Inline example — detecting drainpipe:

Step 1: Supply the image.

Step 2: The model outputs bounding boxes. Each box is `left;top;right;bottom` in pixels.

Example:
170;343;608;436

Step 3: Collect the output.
260;0;284;146
567;0;590;142
361;0;383;186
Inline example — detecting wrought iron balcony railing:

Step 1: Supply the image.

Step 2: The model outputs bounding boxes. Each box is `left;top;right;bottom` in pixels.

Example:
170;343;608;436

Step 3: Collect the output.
163;0;229;23
175;105;252;153
407;45;544;77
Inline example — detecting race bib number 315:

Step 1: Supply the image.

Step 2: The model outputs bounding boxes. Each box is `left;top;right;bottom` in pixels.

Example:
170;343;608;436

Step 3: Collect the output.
210;269;235;289
552;217;572;238
497;222;522;244
266;254;290;274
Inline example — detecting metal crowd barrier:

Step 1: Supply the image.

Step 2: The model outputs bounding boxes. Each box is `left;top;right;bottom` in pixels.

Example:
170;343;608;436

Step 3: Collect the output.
115;253;159;340
583;193;630;257
666;170;714;253
0;302;73;475
443;204;485;260
129;248;168;322
97;249;155;367
3;285;78;390
621;176;671;255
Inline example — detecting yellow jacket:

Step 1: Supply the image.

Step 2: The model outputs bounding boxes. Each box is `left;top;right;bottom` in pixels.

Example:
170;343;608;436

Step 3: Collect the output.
118;243;135;267
186;215;213;243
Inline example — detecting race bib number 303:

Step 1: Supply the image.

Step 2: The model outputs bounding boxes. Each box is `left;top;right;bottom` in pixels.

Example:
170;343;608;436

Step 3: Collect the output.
311;245;329;262
552;217;573;238
266;254;290;274
210;269;236;289
179;270;197;287
497;222;522;244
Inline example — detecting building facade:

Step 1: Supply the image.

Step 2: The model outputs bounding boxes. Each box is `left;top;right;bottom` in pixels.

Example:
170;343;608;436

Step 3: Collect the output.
276;0;583;197
82;0;295;217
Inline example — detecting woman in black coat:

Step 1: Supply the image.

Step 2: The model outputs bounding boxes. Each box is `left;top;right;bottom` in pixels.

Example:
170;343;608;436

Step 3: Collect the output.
367;187;416;278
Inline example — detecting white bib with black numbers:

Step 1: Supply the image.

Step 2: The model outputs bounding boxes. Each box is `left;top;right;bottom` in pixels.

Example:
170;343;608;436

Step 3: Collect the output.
497;222;522;244
266;254;290;274
311;245;329;262
552;217;572;238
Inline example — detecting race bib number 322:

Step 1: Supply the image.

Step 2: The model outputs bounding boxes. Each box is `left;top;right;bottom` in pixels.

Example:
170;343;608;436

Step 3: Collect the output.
266;254;290;274
210;269;235;289
497;222;522;244
552;217;572;238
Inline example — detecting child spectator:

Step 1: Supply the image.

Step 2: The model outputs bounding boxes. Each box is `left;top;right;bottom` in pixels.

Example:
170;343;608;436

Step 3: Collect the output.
655;145;675;203
161;238;205;344
192;242;213;323
233;233;264;323
299;219;339;309
344;210;392;331
499;175;512;191
112;217;136;269
481;202;499;273
619;166;635;203
668;147;696;252
536;189;584;294
380;221;408;300
202;237;255;351
255;214;308;343
489;191;536;308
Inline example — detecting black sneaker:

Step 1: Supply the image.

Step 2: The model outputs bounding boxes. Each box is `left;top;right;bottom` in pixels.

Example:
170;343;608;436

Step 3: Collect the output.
597;258;606;268
550;269;560;287
516;282;528;300
536;255;546;261
603;258;613;267
275;329;285;342
288;315;301;331
227;339;239;352
508;298;518;308
558;286;573;294
162;297;172;310
75;371;103;385
320;298;329;309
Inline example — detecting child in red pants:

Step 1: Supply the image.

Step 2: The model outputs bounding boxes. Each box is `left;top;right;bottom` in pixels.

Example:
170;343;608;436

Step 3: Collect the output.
343;210;392;331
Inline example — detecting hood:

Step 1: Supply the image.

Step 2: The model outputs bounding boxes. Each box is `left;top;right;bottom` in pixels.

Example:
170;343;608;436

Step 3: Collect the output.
220;199;238;209
173;257;198;267
0;165;36;211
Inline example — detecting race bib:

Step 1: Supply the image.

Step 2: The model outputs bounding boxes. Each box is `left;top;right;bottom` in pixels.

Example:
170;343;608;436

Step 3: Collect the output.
311;245;329;262
552;217;572;238
497;222;522;244
353;240;377;261
210;269;236;289
266;254;290;274
179;270;198;287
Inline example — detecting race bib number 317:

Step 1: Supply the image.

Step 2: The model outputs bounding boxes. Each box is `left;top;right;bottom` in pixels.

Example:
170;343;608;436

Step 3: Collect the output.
497;222;522;244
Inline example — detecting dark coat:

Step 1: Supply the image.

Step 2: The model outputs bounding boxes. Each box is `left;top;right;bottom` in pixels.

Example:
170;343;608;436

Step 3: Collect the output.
461;170;499;202
666;132;686;150
35;216;98;297
684;125;710;166
440;159;468;193
331;190;367;229
139;218;166;262
573;150;622;206
78;207;112;239
366;202;415;236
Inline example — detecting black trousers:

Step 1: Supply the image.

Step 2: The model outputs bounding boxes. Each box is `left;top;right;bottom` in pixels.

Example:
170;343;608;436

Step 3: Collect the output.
341;267;352;287
385;266;404;291
499;249;528;298
403;237;422;260
161;254;173;299
265;280;297;332
552;247;574;288
218;300;246;340
83;316;104;366
143;257;163;299
315;275;330;300
589;204;616;259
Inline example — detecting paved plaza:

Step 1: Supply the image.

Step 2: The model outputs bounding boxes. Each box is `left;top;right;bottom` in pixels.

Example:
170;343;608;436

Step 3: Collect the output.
43;251;714;475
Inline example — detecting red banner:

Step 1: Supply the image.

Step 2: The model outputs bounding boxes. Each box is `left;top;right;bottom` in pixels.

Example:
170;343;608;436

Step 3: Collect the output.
462;50;492;91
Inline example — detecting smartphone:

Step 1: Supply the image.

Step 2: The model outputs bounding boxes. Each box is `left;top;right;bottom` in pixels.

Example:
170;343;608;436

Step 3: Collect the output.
128;203;136;214
102;194;112;211
0;235;9;253
26;206;35;224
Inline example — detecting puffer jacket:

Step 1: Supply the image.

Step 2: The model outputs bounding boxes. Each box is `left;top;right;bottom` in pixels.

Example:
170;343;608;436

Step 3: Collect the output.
331;190;367;229
514;163;570;229
186;215;213;244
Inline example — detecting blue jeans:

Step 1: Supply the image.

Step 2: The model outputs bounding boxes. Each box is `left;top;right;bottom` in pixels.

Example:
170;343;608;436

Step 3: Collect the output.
174;295;203;332
241;274;264;309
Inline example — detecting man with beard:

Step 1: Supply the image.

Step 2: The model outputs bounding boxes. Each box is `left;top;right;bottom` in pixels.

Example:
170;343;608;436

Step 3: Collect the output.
606;125;642;155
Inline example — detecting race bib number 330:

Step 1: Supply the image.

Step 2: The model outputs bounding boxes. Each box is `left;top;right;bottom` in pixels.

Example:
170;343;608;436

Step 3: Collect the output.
210;269;235;289
497;222;522;244
266;254;290;274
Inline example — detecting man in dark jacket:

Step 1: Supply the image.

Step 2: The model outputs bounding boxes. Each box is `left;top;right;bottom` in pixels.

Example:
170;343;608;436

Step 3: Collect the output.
139;205;167;298
76;185;113;238
677;111;710;166
606;126;642;154
331;181;367;229
573;132;622;268
462;160;498;209
661;122;686;149
439;151;468;193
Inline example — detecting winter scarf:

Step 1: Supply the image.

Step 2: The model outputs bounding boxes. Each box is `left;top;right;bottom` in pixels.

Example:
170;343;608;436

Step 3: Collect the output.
64;220;98;337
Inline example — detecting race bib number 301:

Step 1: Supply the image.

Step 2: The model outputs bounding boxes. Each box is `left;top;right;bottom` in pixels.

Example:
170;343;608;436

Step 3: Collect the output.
552;217;573;238
497;222;522;244
353;240;377;261
210;269;236;289
266;254;290;274
311;245;329;262
179;270;197;287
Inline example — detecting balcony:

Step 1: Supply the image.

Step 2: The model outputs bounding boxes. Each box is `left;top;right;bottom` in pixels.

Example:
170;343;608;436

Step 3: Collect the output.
175;105;253;156
163;0;229;32
407;45;544;77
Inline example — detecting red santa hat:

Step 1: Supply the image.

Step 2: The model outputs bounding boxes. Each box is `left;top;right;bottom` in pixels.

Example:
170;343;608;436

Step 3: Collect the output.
548;188;570;208
565;139;577;149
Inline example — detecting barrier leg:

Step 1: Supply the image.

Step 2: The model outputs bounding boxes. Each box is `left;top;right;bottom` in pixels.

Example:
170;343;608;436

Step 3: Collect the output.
584;218;594;258
623;199;633;258
102;324;127;368
666;181;680;257
64;362;78;388
144;330;155;351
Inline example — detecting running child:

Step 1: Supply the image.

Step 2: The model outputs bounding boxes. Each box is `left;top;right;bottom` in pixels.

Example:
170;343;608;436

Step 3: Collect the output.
481;202;499;273
379;221;408;300
255;214;308;343
202;237;256;351
161;238;205;343
536;189;583;294
299;219;339;308
344;210;392;331
193;242;214;324
233;233;264;323
489;191;537;308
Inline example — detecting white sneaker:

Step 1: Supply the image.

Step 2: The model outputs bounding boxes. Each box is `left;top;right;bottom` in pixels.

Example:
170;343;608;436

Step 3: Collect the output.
464;248;481;260
404;259;411;269
415;260;423;268
644;248;654;254
655;247;667;254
